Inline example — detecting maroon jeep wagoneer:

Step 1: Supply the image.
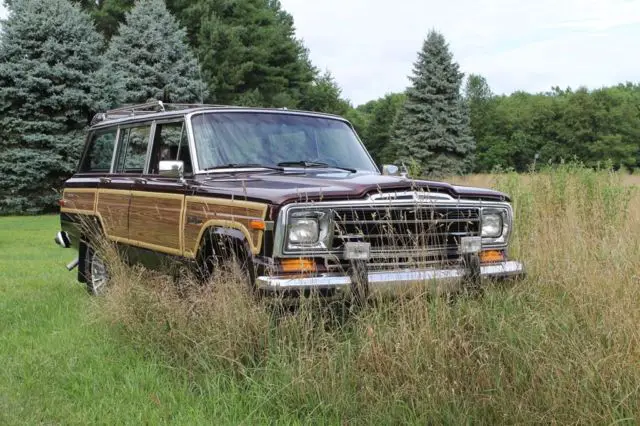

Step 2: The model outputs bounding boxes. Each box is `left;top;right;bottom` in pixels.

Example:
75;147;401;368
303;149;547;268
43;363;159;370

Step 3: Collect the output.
54;102;525;299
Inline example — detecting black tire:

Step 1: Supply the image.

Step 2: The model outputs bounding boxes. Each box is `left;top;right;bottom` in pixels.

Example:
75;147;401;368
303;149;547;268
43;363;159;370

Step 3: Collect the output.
198;234;257;296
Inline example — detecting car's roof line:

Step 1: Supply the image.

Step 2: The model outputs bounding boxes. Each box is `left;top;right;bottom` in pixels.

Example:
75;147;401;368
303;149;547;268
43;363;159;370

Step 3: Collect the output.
90;106;349;129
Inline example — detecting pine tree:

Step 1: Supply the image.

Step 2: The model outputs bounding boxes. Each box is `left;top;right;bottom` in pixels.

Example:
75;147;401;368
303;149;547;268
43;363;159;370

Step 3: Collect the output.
391;30;475;178
82;0;135;41
102;0;207;105
175;0;315;107
0;0;104;214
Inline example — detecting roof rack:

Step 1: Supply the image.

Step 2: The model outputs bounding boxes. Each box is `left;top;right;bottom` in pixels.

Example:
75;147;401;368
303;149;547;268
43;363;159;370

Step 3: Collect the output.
90;100;237;125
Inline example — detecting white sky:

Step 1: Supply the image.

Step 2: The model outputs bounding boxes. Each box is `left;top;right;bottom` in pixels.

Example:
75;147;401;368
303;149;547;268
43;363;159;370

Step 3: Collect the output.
3;1;640;106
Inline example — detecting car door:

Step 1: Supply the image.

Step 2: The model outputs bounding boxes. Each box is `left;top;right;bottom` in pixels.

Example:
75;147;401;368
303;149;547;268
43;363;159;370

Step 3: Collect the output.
128;119;192;258
96;122;153;244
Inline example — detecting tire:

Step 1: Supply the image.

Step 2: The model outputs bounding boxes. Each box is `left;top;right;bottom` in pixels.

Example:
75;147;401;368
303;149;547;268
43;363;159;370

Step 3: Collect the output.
199;235;257;296
84;243;110;296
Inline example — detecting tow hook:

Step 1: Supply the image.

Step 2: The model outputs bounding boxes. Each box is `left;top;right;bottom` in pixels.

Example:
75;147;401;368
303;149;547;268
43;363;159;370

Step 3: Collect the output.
66;257;79;271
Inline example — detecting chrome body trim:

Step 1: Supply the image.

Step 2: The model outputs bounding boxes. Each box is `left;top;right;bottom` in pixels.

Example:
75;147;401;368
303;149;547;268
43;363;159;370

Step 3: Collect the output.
256;260;525;291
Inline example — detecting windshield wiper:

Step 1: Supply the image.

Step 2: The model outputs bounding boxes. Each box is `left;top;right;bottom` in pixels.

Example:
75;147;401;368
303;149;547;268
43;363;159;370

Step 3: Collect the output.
202;163;284;172
277;161;357;173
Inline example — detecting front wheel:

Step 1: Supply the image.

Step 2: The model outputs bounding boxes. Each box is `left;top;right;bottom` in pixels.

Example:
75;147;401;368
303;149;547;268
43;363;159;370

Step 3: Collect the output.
198;236;257;296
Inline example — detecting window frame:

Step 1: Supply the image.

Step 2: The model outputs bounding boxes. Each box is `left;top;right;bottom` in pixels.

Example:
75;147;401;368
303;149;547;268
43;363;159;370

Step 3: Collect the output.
77;127;120;174
146;118;193;176
112;121;155;175
186;110;379;174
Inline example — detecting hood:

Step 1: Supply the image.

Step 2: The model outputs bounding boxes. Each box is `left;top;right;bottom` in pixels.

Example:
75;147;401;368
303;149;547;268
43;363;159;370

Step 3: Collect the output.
192;170;510;205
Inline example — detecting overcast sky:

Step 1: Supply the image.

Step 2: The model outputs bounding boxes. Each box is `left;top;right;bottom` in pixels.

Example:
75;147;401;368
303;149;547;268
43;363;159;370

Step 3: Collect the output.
2;1;639;106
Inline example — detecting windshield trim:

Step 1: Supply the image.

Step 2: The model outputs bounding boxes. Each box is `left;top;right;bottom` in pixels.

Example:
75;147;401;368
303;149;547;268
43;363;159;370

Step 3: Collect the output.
186;110;380;175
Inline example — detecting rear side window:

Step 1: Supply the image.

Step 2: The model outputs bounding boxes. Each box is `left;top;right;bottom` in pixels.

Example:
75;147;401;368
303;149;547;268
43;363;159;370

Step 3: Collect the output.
79;129;117;173
114;124;152;173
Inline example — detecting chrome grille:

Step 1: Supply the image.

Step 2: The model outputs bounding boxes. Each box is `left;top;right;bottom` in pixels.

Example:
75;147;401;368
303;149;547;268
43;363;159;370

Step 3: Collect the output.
331;205;481;268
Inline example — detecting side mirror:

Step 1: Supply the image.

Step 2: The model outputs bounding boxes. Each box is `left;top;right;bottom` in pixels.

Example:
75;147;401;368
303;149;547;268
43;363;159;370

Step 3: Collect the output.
159;160;184;179
382;164;399;176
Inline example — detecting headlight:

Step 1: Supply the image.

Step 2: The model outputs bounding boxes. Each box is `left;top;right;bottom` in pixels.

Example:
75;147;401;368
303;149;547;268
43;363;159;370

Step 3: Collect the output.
286;210;331;250
482;213;503;238
481;208;511;245
288;217;319;244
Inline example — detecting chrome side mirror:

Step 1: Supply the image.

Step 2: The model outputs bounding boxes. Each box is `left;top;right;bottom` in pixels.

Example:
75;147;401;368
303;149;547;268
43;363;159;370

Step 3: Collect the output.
382;164;399;176
159;160;184;179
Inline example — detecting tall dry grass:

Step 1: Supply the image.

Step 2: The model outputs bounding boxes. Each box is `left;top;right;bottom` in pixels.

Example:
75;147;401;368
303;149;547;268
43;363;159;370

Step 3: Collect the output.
96;164;639;424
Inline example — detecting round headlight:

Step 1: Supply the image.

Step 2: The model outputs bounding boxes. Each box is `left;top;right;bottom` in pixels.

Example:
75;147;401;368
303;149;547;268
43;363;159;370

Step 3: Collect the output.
288;218;319;244
482;213;503;238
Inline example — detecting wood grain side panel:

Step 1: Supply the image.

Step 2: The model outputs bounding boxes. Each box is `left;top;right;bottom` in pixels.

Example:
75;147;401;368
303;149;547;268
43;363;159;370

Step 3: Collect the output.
184;198;268;256
129;193;184;252
61;189;96;214
96;191;130;240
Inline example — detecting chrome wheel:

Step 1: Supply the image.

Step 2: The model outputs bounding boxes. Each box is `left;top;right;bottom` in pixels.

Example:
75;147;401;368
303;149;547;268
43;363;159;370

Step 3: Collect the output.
87;246;109;295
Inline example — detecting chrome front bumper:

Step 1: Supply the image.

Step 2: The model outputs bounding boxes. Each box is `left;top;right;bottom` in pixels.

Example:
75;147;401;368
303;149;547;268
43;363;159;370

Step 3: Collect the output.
256;260;525;292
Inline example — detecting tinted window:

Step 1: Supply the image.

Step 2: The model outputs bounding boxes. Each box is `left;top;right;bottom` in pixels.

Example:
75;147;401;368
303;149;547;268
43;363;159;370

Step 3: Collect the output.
191;112;377;172
148;121;193;175
80;129;117;173
114;124;151;173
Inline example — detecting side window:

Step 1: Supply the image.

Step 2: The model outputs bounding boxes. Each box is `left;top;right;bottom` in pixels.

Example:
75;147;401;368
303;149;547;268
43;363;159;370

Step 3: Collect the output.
114;124;152;174
80;129;117;173
148;121;193;175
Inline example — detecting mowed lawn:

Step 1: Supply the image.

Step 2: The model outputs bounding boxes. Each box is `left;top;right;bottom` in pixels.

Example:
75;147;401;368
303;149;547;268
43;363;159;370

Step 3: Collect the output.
0;216;274;425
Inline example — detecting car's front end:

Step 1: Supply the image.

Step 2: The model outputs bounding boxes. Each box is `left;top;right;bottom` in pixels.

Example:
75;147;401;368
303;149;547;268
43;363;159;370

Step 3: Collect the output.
257;189;525;297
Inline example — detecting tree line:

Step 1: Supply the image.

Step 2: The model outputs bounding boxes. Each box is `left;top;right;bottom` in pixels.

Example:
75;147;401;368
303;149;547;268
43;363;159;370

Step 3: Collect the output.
1;0;638;214
356;76;640;175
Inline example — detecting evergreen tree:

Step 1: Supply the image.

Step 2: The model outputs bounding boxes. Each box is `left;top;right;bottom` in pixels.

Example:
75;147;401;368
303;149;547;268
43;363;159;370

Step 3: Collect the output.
0;0;104;214
391;30;475;177
173;0;315;107
102;0;207;105
82;0;135;41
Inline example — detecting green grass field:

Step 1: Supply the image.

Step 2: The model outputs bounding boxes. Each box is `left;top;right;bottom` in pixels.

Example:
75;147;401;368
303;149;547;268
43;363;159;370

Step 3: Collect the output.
0;216;304;424
1;167;639;424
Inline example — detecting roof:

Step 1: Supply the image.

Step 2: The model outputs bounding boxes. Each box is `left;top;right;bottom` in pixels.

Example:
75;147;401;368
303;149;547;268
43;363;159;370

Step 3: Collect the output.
90;101;348;129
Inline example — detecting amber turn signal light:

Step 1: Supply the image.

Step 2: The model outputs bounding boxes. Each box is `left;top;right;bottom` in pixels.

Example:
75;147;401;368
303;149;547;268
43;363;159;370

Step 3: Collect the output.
479;250;505;264
249;220;266;230
280;258;316;273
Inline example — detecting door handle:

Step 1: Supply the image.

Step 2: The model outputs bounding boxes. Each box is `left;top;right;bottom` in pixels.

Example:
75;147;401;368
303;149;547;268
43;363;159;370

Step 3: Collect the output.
99;177;111;184
134;177;147;185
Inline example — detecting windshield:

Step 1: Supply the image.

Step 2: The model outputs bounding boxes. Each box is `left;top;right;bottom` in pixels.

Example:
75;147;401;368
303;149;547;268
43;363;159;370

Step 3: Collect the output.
190;112;378;173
